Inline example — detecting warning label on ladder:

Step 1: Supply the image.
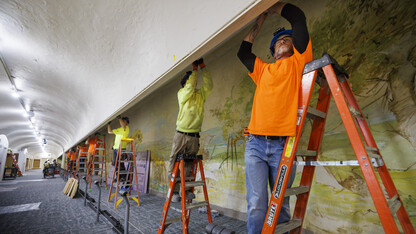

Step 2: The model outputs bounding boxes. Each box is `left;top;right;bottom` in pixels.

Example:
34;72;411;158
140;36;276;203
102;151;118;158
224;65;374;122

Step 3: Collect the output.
266;202;277;227
284;137;295;158
273;165;287;199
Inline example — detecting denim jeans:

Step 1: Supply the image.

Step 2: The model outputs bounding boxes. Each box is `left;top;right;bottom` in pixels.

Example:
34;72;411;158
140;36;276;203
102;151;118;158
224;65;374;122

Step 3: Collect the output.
245;134;296;234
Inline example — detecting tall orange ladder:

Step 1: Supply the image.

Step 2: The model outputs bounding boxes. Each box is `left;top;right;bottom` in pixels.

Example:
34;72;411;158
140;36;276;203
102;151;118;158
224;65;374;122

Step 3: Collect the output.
87;136;107;190
75;146;88;177
108;138;140;209
158;154;212;234
10;150;22;176
261;53;415;234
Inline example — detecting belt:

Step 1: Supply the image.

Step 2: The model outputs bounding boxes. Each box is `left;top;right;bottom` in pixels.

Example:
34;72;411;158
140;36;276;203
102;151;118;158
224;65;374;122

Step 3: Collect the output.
252;134;286;141
177;130;200;138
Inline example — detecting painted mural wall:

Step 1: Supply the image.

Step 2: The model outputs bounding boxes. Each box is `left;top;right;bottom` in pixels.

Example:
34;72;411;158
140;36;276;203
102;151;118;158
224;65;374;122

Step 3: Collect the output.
103;0;416;232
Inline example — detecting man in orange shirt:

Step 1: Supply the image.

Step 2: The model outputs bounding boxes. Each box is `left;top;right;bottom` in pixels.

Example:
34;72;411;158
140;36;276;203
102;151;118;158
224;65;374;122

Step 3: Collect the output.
237;2;312;233
69;148;77;173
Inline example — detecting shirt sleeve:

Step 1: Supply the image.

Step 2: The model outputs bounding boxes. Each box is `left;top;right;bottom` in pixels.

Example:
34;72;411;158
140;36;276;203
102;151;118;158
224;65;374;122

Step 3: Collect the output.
248;57;267;85
112;128;121;135
178;71;197;104
281;3;309;54
201;69;213;100
237;41;256;73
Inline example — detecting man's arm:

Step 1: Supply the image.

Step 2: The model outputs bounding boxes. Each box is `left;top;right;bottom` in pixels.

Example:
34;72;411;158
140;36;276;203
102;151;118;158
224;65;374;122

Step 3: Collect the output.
178;71;197;104
200;68;213;99
237;13;267;73
269;2;309;53
107;124;114;135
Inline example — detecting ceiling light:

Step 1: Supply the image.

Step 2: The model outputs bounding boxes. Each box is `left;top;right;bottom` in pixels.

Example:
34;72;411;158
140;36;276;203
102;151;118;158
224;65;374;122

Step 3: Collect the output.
14;78;23;90
12;91;19;98
25;105;30;112
30;117;35;123
23;111;29;117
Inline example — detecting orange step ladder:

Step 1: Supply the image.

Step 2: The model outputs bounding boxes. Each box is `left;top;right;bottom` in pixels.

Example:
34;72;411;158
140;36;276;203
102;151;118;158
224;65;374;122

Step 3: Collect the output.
108;138;140;209
262;54;415;234
87;136;108;190
75;146;88;177
158;154;212;234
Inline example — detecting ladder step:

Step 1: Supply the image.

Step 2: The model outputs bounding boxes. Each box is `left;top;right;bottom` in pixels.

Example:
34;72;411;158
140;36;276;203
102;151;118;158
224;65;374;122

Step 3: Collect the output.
95;148;105;151
121;151;133;154
185;201;208;211
119;171;134;174
184;181;205;188
118;183;133;186
93;169;105;172
175;177;195;182
296;150;317;157
94;162;105;164
120;160;135;163
306;107;326;119
165;216;182;225
275;219;302;234
388;194;402;215
284;186;309;197
94;155;106;157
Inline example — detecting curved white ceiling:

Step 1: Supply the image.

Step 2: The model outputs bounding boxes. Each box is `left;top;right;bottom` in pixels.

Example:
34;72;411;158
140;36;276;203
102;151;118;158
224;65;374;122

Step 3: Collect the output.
0;0;277;158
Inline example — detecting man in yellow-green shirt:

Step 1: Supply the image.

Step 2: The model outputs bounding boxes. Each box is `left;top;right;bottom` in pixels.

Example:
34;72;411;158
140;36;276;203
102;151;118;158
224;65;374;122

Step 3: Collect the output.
168;58;213;202
108;116;130;180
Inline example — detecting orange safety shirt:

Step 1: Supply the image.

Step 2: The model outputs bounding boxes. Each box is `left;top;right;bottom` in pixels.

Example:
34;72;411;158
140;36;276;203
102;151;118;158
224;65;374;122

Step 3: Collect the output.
248;39;313;136
86;138;98;153
70;152;77;161
66;152;71;159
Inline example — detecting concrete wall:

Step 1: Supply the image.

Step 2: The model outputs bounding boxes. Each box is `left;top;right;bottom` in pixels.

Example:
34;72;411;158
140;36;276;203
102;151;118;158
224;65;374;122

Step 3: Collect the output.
0;135;9;181
98;0;416;232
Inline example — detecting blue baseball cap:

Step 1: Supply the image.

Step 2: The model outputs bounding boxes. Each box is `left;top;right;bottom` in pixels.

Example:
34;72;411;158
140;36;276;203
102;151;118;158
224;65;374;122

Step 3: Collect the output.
269;29;292;56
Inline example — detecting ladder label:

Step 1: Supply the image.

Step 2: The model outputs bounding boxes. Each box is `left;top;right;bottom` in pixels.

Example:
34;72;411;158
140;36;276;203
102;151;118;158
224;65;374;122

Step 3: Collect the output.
266;201;277;227
273;165;287;199
284;137;295;158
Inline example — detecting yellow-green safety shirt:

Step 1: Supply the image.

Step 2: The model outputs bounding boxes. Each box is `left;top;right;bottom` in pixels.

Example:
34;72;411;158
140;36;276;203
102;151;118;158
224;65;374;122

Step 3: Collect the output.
113;126;129;149
176;69;213;133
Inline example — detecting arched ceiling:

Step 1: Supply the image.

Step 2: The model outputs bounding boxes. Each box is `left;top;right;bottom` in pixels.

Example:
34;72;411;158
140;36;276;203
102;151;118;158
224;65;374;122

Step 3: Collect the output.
0;0;277;158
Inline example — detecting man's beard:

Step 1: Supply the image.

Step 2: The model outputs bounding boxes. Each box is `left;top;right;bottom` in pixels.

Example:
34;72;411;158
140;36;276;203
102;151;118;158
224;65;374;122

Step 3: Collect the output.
274;45;294;59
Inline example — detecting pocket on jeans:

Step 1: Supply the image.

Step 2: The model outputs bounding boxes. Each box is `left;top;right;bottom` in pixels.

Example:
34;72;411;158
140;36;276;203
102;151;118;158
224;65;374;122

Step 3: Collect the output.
247;134;255;142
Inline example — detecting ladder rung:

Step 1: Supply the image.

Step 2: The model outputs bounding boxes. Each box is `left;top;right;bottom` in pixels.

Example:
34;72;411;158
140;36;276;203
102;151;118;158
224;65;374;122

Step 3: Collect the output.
94;155;106;157
275;219;302;234
95;148;105;151
306;107;326;119
118;183;133;186
175;177;195;182
184;181;205;188
284;186;309;197
296;150;317;157
185;201;208;211
94;162;105;164
119;171;134;174
120;160;135;163
80;152;88;155
388;194;401;215
121;151;133;154
165;216;182;225
93;169;105;172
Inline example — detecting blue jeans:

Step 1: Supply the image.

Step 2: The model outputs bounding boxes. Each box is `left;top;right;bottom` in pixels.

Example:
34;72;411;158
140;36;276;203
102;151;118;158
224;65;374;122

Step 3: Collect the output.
245;134;296;234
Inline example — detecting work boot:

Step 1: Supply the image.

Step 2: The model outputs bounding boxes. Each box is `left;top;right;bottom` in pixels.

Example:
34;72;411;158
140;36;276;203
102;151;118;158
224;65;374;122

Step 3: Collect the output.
185;190;195;200
171;192;181;203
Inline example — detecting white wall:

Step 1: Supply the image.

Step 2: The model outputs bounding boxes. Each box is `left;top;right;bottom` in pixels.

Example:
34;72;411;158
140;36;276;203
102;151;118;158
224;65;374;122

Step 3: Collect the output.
0;135;9;181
